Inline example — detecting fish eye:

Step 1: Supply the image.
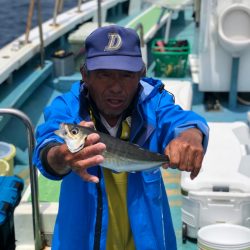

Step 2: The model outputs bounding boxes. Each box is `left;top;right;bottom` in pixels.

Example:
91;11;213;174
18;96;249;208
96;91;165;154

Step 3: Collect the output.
71;127;79;135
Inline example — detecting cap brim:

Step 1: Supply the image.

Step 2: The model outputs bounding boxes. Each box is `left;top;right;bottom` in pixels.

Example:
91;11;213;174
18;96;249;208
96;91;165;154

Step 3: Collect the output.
86;55;144;72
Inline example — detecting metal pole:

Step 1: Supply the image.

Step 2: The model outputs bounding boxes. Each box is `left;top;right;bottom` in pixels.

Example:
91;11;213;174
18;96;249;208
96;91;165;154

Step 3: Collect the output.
0;108;43;250
164;10;172;44
134;23;145;47
59;0;64;13
25;0;36;44
37;0;45;68
229;57;240;109
97;0;102;27
77;0;82;13
134;23;147;69
53;0;60;25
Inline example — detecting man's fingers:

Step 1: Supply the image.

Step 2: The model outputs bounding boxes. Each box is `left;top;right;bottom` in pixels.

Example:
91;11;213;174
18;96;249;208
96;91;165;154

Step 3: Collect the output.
62;121;105;183
164;144;180;169
64;142;105;163
77;155;104;168
181;150;194;172
190;152;203;179
72;155;104;183
79;121;95;128
81;143;106;158
79;168;99;183
190;168;199;180
78;121;101;147
84;133;102;147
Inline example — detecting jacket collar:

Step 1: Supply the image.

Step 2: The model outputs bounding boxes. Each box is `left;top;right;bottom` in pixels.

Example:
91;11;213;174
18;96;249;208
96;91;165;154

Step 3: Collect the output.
129;77;164;145
73;78;163;146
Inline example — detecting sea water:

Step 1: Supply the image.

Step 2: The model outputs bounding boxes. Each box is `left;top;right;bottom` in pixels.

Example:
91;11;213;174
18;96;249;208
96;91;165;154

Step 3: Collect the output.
0;0;77;48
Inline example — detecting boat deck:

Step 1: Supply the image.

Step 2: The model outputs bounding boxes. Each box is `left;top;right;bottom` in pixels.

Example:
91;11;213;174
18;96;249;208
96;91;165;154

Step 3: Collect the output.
16;169;196;249
1;1;250;249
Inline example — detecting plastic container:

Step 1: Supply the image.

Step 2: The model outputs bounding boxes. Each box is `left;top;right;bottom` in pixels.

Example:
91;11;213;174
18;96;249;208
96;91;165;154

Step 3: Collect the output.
198;224;250;250
0;142;16;175
0;159;10;176
52;50;74;77
151;39;190;78
0;176;24;249
181;122;250;240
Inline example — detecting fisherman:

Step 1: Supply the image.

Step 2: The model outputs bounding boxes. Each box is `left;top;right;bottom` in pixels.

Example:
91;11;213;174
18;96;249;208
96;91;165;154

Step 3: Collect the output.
33;25;209;250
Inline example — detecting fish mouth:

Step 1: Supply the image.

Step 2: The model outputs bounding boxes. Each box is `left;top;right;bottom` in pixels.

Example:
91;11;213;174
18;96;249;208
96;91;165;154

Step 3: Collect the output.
66;137;86;153
67;142;84;153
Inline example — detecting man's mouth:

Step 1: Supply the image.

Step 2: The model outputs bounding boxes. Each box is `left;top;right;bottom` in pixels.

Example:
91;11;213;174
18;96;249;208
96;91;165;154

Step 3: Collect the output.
107;98;124;108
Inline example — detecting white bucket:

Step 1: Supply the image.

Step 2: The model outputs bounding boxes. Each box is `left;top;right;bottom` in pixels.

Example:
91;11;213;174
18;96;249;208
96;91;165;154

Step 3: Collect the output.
0;141;16;175
0;159;10;176
198;224;250;250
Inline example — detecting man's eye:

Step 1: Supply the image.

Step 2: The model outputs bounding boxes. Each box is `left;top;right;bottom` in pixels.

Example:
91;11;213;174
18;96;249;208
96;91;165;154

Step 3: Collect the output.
123;73;134;78
99;72;110;78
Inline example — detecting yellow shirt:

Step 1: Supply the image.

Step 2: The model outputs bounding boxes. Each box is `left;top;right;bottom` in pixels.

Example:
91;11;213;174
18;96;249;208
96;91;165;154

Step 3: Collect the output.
103;168;136;250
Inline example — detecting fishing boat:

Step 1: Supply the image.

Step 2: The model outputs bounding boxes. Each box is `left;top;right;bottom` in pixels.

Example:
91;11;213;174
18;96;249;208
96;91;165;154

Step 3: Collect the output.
0;0;250;249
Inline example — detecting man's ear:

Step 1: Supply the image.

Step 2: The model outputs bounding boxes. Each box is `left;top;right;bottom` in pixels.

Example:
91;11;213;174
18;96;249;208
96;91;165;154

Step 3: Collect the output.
140;62;146;77
80;63;88;82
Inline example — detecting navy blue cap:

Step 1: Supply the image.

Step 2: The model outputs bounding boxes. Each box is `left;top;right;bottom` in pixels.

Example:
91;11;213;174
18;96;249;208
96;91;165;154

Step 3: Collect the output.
85;25;144;72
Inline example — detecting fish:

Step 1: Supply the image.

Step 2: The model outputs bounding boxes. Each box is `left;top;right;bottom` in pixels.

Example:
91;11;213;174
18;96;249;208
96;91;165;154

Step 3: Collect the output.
55;123;170;172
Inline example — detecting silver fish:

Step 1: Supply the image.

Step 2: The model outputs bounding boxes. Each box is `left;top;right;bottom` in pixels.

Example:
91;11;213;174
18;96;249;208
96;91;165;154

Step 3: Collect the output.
55;123;170;172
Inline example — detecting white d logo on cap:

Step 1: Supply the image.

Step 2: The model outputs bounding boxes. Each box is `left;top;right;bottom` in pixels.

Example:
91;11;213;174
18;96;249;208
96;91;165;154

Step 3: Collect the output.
104;33;122;51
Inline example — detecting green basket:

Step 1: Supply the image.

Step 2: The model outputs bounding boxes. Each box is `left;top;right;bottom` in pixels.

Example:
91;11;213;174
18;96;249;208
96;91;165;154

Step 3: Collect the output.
151;39;190;78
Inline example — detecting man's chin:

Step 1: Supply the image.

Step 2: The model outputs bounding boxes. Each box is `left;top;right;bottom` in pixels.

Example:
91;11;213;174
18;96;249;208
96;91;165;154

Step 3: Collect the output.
101;110;123;119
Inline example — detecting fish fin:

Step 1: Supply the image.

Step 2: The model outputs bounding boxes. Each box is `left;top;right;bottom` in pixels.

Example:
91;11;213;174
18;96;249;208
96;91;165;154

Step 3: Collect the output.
54;129;64;138
54;123;67;138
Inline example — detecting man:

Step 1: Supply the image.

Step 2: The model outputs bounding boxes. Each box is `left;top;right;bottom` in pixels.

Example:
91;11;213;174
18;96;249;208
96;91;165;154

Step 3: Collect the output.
33;25;209;250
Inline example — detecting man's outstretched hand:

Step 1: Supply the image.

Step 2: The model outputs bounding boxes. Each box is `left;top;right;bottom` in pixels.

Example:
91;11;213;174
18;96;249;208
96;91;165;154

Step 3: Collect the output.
164;128;204;179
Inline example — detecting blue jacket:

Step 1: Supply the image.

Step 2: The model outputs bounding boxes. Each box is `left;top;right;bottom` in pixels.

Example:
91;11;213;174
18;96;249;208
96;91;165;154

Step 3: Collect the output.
33;77;209;250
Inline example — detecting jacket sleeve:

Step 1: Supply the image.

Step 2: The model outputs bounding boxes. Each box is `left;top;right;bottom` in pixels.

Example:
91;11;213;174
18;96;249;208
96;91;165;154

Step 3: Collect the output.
33;85;82;180
156;89;209;153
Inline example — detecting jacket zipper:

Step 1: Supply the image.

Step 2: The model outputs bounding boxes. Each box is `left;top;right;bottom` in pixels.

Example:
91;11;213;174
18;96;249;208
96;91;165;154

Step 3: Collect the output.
93;168;102;250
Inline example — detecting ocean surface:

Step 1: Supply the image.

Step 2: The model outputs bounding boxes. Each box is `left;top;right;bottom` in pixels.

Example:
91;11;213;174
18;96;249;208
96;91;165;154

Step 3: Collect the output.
0;0;77;48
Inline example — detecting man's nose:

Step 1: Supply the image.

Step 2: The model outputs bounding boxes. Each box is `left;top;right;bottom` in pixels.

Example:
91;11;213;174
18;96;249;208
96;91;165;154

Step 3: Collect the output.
109;74;123;92
110;81;123;93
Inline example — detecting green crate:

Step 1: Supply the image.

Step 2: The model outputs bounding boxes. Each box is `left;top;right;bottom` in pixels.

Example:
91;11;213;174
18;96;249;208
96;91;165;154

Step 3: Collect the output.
151;39;190;78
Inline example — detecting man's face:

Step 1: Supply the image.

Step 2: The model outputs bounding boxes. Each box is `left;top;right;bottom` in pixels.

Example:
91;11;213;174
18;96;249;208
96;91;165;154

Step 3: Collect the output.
83;69;141;125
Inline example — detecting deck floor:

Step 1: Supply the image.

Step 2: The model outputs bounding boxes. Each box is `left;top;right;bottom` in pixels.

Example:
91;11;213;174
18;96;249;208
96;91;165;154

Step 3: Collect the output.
163;169;196;249
25;169;197;248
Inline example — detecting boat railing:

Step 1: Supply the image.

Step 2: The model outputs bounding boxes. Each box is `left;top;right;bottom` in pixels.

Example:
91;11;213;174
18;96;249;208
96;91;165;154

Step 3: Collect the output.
0;0;120;86
52;0;88;26
134;22;145;48
0;108;43;250
25;0;94;67
24;0;97;44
